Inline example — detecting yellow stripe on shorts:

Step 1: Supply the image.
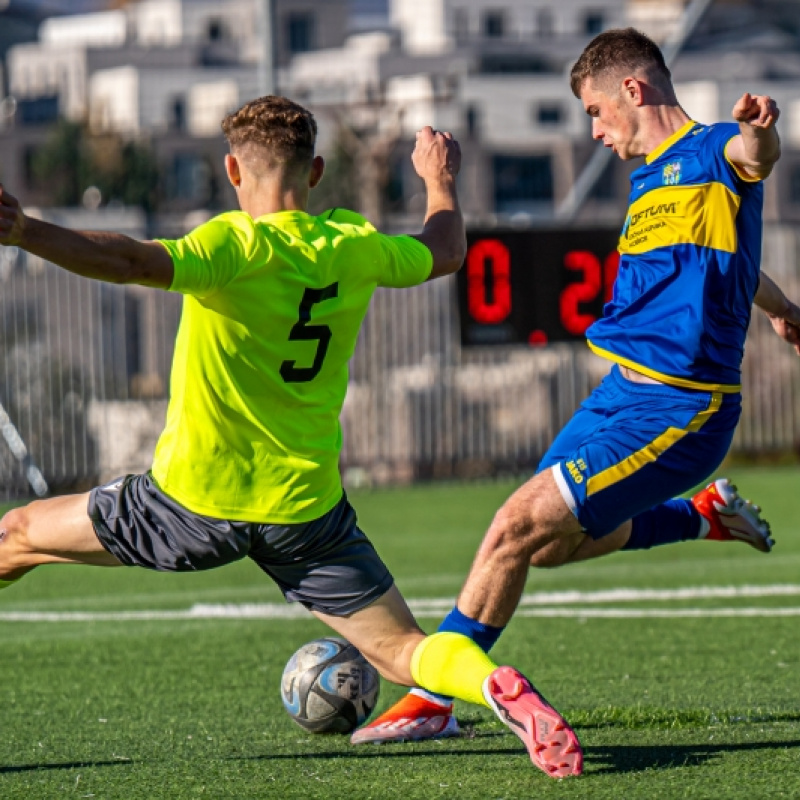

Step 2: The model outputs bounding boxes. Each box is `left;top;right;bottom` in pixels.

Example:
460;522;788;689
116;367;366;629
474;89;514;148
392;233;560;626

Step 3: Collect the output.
586;392;723;497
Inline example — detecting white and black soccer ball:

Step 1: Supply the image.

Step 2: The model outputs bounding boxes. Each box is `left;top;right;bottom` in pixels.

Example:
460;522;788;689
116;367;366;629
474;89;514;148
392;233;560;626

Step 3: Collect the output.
281;637;380;733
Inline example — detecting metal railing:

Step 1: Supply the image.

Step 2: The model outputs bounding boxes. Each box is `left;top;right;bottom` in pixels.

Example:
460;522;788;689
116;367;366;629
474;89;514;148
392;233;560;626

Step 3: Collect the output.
2;224;799;500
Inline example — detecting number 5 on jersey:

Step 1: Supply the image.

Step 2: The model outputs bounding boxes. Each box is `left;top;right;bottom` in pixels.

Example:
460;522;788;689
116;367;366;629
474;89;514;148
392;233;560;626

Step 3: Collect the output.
280;283;339;383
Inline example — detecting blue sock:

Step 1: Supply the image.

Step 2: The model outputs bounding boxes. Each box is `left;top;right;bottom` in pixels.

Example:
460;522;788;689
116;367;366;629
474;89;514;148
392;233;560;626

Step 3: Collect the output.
622;498;702;550
437;605;505;652
412;607;505;706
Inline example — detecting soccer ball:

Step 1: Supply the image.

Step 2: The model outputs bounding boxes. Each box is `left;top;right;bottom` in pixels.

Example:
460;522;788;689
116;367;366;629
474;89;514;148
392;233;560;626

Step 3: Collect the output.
280;637;380;733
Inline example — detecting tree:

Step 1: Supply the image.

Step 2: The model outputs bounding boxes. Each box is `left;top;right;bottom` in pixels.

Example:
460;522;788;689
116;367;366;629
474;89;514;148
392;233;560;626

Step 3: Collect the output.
32;119;160;211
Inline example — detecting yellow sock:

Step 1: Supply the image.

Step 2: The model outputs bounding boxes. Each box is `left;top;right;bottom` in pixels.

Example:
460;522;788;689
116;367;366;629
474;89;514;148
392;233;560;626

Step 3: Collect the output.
410;632;497;707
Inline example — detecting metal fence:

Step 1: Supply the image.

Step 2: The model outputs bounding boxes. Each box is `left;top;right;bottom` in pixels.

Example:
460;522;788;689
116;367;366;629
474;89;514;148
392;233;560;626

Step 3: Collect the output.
2;224;800;501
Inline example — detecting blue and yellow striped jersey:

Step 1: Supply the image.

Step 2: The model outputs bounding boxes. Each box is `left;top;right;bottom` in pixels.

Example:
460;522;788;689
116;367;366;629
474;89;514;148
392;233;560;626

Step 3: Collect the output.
587;120;764;392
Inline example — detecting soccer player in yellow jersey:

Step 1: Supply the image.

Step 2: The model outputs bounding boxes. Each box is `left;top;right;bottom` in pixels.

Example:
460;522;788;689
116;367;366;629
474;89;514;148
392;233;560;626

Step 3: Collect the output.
0;96;582;779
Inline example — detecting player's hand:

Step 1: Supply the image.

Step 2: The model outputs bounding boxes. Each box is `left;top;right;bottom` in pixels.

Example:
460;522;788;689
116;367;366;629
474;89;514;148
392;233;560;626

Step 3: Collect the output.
767;301;800;356
0;184;26;247
732;93;780;130
411;127;461;183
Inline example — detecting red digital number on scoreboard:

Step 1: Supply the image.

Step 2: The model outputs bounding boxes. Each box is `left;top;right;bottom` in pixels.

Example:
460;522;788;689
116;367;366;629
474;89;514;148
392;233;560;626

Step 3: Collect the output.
466;238;512;324
559;250;620;335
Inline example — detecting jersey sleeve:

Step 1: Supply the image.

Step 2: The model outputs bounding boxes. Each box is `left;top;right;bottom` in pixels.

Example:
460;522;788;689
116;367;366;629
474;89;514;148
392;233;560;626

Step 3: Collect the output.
705;122;764;185
374;233;433;288
157;213;251;297
322;208;434;288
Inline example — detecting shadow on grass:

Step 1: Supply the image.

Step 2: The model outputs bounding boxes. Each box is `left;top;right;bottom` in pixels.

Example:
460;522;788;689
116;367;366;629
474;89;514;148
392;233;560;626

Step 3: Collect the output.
588;739;800;774
231;746;525;762
0;759;131;774
9;740;799;779
230;734;800;776
575;709;800;730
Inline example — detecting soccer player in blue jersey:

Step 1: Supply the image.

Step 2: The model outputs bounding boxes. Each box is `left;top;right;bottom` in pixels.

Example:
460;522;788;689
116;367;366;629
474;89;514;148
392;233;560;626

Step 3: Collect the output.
0;96;583;780
354;28;800;770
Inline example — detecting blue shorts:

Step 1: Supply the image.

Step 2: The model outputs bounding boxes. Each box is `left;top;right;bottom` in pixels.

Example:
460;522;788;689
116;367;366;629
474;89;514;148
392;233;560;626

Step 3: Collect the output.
539;365;741;539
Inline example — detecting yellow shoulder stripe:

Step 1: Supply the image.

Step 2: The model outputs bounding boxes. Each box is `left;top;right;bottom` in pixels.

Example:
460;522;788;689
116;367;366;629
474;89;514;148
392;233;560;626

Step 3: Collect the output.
645;121;698;165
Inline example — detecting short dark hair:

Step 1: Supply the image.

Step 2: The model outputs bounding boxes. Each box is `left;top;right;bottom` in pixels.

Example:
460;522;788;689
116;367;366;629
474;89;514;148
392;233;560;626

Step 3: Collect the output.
570;28;671;98
221;95;317;170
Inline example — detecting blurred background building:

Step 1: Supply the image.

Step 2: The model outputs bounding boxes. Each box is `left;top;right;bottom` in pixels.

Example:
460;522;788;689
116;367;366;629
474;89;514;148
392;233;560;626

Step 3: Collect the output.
1;0;799;497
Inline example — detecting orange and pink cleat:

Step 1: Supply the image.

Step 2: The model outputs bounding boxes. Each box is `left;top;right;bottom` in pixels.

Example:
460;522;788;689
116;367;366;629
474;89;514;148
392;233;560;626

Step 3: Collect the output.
692;477;774;553
350;692;460;745
483;666;583;779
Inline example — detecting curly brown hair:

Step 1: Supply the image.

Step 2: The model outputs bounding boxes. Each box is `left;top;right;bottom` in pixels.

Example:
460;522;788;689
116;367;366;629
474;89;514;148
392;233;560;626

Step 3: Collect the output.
221;95;317;170
570;28;672;98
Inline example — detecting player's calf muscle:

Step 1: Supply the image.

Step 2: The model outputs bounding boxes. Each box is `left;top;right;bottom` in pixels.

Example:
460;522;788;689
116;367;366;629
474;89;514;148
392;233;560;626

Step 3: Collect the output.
528;534;581;568
371;638;421;686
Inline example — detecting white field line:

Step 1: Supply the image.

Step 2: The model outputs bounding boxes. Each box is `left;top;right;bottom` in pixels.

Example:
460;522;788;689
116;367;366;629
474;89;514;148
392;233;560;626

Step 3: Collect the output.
515;607;800;619
0;584;799;623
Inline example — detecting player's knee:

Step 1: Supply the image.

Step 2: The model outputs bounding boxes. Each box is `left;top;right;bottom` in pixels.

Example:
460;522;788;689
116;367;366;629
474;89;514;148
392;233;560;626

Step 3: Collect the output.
488;501;530;542
487;491;551;555
0;506;34;579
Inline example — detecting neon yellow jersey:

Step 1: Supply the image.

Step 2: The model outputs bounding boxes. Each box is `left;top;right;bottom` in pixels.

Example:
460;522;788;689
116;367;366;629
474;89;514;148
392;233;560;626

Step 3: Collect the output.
153;209;432;523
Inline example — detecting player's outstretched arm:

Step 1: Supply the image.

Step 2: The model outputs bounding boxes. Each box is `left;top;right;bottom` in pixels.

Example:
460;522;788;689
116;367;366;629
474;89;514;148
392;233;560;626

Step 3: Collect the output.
408;127;466;280
726;93;781;181
754;271;800;355
0;184;173;289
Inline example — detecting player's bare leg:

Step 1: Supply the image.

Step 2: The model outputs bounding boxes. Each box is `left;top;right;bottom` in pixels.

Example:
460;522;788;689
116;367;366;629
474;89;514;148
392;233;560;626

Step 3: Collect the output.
0;493;122;581
313;585;425;687
528;521;631;568
457;469;584;627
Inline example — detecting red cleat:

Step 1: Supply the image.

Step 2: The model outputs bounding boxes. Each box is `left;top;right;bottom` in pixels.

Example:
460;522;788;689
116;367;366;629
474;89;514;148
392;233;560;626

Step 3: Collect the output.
692;478;774;553
350;692;459;745
484;666;583;779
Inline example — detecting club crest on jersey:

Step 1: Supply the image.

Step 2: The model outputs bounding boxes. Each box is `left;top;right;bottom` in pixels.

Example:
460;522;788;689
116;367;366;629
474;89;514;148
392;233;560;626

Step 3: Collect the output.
662;160;682;186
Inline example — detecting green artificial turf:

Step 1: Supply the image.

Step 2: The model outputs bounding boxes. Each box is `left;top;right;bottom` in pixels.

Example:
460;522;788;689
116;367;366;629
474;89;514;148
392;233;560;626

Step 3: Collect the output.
0;466;797;798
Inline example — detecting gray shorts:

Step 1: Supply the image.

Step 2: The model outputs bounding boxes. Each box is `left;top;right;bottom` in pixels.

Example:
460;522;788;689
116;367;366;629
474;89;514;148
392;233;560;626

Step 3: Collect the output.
88;473;394;616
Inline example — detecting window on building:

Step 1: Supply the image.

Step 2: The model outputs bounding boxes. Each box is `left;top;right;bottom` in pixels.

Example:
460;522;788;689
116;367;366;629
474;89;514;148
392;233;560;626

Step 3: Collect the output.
466;105;479;137
789;164;800;205
207;17;229;42
484;11;505;38
536;103;563;125
170;96;186;131
584;12;605;35
168;152;212;203
385;155;405;212
17;96;59;125
536;9;553;37
288;12;315;54
452;8;469;42
493;154;553;212
480;54;549;73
